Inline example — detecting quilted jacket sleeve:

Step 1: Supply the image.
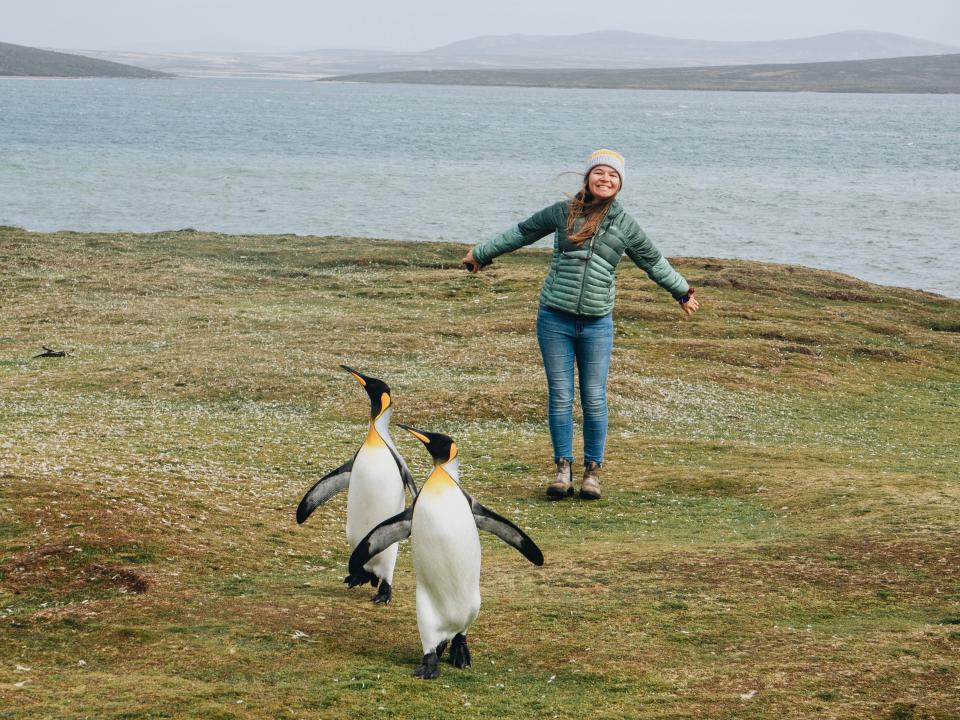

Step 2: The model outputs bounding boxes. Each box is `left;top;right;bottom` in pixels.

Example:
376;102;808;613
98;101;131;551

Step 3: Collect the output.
622;215;690;301
472;201;565;266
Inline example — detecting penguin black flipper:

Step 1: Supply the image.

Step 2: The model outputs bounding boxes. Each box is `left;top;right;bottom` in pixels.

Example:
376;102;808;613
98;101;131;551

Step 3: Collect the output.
345;506;414;587
296;454;356;524
463;491;545;566
387;444;418;497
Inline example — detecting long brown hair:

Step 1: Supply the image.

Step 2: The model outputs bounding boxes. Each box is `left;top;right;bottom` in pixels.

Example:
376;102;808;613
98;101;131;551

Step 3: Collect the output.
566;177;615;244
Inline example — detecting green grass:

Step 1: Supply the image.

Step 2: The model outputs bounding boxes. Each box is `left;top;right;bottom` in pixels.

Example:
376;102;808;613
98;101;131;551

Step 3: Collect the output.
1;227;958;718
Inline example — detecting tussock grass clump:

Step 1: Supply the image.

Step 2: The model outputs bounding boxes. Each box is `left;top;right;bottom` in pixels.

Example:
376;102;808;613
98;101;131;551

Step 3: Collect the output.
1;228;958;719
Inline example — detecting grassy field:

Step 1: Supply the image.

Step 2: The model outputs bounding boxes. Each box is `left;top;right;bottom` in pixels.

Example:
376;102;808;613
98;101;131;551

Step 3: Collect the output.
1;226;958;719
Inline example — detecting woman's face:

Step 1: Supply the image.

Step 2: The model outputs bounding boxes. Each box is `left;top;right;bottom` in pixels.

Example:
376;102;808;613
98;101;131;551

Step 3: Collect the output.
587;165;621;199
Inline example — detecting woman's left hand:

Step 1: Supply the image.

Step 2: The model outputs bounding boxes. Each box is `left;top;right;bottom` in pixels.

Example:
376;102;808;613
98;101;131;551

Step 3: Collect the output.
680;296;700;316
462;248;483;273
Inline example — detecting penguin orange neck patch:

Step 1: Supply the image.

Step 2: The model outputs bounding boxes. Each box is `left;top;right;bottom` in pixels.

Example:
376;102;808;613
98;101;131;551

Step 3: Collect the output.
421;466;457;495
364;424;387;448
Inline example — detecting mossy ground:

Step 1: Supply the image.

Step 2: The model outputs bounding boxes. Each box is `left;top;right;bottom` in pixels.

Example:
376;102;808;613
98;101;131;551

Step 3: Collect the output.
1;227;958;719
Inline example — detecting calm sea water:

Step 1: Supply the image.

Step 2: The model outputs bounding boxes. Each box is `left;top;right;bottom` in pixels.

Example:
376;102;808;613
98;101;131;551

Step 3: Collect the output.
1;78;958;296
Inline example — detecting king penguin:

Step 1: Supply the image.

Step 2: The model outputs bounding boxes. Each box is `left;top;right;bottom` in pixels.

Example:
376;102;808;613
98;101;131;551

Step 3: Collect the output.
296;366;417;604
347;425;544;678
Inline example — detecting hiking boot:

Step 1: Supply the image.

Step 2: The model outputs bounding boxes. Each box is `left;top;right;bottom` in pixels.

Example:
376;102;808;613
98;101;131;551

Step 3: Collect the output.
546;459;574;499
580;461;601;500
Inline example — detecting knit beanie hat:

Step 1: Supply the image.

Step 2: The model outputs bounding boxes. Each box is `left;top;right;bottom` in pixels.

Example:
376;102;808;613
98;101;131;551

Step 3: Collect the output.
585;149;625;183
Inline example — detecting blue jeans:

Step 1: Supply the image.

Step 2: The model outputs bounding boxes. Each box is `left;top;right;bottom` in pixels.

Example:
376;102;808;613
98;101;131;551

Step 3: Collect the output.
536;304;614;466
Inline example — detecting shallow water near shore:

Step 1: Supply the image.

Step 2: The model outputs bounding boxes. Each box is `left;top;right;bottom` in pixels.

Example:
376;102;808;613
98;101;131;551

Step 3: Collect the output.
1;77;957;295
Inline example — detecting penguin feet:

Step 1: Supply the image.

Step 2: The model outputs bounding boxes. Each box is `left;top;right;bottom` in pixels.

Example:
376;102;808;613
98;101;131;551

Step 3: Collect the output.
449;633;472;669
343;567;378;589
371;580;392;605
413;650;441;680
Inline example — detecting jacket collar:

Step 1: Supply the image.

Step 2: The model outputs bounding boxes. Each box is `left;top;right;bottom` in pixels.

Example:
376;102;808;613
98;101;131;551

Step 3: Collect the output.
607;198;624;219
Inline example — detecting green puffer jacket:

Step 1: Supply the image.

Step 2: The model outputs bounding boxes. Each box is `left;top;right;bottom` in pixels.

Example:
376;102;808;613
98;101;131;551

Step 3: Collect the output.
472;199;690;317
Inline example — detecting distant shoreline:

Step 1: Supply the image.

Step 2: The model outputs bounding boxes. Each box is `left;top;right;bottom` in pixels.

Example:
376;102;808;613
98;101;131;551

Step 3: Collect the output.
0;75;173;80
317;53;960;94
0;226;954;299
0;40;171;79
313;79;953;95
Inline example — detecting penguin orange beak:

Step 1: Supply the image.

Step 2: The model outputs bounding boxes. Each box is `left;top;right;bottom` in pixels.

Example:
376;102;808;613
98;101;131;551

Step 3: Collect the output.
398;423;430;444
340;364;368;387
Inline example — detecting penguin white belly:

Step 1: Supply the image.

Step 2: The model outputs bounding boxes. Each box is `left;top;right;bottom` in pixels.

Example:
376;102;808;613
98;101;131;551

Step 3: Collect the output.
346;441;405;583
411;484;482;653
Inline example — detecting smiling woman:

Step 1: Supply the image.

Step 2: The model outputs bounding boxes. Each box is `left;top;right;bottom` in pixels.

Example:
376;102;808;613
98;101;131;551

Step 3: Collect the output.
566;150;625;243
462;148;700;501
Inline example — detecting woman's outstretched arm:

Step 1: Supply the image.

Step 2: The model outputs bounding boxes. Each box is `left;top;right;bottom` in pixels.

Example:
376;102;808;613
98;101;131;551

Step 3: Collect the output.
463;201;565;272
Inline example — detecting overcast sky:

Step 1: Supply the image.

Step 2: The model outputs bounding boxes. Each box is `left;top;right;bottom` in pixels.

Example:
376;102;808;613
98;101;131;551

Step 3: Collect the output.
4;0;960;53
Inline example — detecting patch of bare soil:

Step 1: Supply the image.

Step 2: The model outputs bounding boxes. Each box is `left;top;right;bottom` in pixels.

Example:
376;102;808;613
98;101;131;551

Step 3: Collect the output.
1;540;151;597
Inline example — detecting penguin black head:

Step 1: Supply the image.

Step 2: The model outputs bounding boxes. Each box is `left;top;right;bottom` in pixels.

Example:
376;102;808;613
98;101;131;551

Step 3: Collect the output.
397;424;457;465
340;365;391;419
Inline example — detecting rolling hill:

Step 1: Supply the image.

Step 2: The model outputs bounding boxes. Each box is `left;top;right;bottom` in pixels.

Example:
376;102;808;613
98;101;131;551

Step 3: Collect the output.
0;41;169;78
425;29;960;68
67;30;959;79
